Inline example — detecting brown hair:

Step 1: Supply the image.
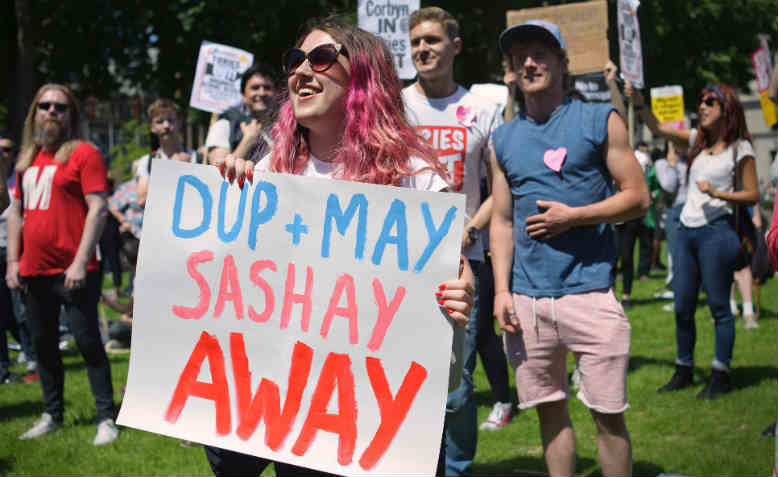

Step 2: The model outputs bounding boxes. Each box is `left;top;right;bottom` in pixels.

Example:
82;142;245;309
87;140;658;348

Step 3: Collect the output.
147;98;182;123
687;83;752;170
409;7;459;40
17;84;83;172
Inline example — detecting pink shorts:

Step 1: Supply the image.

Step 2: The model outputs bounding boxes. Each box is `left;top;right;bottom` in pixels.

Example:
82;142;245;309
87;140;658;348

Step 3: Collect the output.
504;288;630;414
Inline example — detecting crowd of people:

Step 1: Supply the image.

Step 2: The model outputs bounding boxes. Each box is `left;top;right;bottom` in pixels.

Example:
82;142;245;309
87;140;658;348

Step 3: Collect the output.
0;6;776;477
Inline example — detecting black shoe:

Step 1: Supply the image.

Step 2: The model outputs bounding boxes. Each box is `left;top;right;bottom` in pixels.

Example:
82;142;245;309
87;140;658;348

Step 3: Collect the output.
621;299;632;310
658;364;694;392
654;261;667;271
696;369;731;399
763;422;776;437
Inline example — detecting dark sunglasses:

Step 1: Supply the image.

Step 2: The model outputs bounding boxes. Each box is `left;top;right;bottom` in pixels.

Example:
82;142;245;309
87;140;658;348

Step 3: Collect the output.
282;43;348;74
699;97;718;107
37;102;69;113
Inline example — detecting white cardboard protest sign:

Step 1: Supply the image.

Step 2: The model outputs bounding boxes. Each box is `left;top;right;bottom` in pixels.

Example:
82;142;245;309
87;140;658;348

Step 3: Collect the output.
358;0;419;80
117;160;465;476
617;0;644;88
189;41;254;113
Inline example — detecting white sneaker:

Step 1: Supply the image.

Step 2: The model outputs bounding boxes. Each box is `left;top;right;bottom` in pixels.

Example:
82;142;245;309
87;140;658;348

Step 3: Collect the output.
93;418;119;445
744;315;759;329
479;402;514;430
19;413;62;439
654;290;674;300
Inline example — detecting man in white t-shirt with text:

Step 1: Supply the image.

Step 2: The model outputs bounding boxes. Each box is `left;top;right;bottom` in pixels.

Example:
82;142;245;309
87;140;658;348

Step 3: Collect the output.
402;6;504;476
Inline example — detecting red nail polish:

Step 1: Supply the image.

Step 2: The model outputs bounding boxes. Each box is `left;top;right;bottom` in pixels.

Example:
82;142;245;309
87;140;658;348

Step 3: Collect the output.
438;284;447;290
238;177;244;188
446;308;455;315
435;292;442;297
247;169;253;183
228;172;234;183
438;299;444;305
219;164;225;176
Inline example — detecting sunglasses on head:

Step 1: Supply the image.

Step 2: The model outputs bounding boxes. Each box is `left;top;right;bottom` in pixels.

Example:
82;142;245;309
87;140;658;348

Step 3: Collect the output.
37;102;69;113
282;43;348;74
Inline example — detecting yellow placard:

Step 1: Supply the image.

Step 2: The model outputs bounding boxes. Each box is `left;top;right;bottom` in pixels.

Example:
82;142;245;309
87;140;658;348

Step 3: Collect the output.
759;90;777;128
650;85;684;125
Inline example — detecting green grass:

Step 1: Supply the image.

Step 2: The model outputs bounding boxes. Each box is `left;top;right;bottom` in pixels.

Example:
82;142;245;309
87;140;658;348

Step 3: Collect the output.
1;269;775;476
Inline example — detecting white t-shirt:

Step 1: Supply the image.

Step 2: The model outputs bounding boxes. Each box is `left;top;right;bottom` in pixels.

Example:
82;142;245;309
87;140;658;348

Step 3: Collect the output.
254;154;448;193
254;153;462;390
681;129;756;227
402;84;503;262
205;119;231;150
134;149;199;179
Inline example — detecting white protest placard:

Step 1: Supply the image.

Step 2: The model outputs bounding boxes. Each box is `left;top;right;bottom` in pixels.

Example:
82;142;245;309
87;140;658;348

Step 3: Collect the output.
189;41;254;113
117;160;465;476
751;36;777;127
358;0;419;80
617;0;644;88
650;85;685;130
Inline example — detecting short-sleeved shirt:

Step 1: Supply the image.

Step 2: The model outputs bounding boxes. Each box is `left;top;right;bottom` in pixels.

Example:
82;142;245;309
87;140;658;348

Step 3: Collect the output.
254;154;448;193
14;142;108;276
108;179;143;239
403;85;504;262
134;149;200;179
205;119;231;151
493;98;616;297
681;129;756;227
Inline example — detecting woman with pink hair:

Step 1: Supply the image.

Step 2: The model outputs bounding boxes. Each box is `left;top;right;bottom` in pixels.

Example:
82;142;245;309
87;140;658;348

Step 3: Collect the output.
208;18;474;477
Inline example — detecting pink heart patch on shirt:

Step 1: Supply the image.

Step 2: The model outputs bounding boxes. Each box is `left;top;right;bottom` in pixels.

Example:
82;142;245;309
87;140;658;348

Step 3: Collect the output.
543;147;567;173
456;106;477;128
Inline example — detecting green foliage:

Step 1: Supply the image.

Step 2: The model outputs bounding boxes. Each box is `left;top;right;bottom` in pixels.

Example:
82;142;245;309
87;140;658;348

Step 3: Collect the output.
624;0;777;109
109;119;150;183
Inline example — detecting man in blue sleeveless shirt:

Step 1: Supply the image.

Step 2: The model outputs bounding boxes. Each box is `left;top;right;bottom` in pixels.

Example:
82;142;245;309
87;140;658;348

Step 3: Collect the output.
489;21;648;476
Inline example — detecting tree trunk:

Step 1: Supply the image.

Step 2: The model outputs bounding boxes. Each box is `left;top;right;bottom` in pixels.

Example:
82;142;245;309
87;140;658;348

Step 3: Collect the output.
13;0;39;143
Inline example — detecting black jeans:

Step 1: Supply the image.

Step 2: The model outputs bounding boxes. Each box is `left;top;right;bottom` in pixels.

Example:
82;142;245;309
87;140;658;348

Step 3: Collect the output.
204;427;446;476
22;271;116;422
617;218;652;296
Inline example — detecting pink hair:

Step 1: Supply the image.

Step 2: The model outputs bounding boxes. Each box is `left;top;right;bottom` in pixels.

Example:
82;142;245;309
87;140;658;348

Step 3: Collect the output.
269;19;446;186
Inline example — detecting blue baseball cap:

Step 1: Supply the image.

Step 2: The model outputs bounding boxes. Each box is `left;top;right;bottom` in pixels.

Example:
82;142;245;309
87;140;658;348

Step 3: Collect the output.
499;20;567;55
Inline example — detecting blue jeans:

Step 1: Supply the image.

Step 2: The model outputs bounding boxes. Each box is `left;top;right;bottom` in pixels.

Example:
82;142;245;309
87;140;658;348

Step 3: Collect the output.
444;259;480;476
673;216;739;370
664;203;683;289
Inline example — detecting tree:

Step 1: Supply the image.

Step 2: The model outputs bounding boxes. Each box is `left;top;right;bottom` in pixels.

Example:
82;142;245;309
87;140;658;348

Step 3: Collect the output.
615;0;777;110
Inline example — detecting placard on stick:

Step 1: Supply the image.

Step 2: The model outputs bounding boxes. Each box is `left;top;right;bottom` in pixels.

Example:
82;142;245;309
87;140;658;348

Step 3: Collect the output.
117;160;465;476
506;0;608;76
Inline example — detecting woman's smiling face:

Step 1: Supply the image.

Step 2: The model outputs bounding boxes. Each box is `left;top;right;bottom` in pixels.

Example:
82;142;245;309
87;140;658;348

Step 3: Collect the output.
287;29;351;133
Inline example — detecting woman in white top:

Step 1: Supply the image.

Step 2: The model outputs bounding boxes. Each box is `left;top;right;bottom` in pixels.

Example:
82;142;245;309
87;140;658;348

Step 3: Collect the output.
209;18;474;477
628;82;758;399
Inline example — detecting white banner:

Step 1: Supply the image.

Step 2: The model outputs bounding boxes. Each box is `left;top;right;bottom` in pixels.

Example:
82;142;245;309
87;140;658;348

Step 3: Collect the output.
358;0;420;80
117;160;465;476
189;41;254;113
617;0;644;88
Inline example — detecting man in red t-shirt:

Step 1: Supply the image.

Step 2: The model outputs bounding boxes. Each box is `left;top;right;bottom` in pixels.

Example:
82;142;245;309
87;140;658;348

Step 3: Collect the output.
5;84;118;446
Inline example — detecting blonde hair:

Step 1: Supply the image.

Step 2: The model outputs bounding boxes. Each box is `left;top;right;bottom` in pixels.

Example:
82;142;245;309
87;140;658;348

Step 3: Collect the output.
147;98;182;123
17;83;82;173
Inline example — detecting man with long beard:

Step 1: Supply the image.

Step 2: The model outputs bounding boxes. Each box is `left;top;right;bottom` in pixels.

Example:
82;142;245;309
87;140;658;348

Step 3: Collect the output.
6;84;118;445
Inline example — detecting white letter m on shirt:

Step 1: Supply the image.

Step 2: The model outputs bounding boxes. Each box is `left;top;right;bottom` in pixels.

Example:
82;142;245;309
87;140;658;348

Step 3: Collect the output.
23;165;57;210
